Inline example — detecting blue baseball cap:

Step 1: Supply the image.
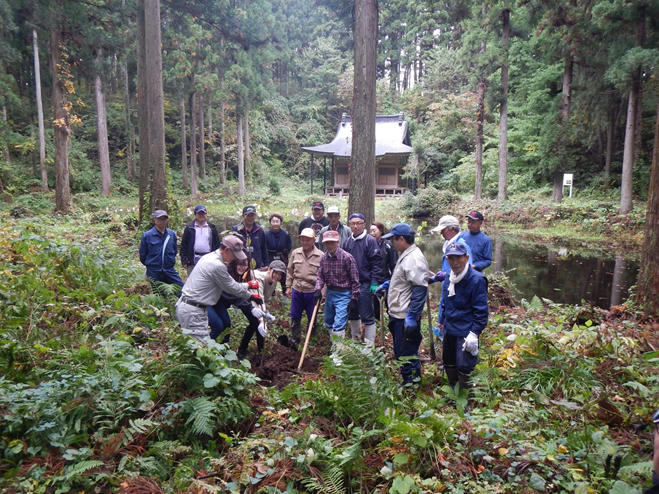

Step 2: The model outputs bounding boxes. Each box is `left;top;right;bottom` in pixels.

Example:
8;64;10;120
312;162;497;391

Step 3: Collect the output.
348;213;365;222
382;223;413;239
194;205;207;214
445;241;468;257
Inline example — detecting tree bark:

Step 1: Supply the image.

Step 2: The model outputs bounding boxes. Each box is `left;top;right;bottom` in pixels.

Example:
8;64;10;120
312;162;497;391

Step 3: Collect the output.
33;30;48;191
219;98;226;185
199;93;206;180
553;54;573;203
636;99;659;314
190;91;198;197
50;28;71;213
180;97;188;189
349;0;378;226
475;76;486;200
2;105;9;164
137;0;168;218
95;55;111;196
244;105;250;185
237;112;245;195
123;59;135;183
497;9;510;203
619;11;645;214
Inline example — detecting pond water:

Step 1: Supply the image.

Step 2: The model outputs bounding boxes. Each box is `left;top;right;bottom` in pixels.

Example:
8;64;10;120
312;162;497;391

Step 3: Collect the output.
213;217;638;309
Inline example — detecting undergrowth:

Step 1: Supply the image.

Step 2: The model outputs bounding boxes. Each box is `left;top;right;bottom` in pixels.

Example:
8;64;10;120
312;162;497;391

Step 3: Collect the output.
0;209;656;493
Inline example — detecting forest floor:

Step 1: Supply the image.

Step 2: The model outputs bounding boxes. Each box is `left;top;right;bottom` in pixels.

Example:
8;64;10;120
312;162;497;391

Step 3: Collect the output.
0;185;656;494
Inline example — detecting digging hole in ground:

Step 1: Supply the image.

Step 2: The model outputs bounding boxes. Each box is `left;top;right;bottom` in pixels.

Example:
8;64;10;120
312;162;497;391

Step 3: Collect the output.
249;343;321;388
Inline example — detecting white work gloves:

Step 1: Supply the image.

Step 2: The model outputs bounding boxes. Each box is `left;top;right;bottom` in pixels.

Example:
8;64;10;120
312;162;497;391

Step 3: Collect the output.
462;331;479;356
257;323;267;337
264;312;276;323
251;307;265;319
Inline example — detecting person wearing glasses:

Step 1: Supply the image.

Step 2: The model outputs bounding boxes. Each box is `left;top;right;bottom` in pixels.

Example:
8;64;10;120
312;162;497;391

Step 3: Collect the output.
342;213;382;343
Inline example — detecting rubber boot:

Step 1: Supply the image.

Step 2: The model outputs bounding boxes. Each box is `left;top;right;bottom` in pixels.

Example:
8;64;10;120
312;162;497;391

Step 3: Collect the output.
458;372;471;392
290;319;302;346
350;320;362;342
363;323;376;343
445;365;459;389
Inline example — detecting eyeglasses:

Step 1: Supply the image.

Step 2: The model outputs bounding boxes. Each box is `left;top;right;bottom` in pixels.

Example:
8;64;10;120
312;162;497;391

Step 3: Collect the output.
349;221;364;226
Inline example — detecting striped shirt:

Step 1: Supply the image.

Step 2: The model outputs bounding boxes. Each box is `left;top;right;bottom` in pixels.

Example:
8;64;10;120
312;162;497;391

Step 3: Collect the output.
315;248;360;300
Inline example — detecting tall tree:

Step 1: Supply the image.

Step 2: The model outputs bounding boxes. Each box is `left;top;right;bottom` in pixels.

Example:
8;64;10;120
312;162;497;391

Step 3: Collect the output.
137;0;168;218
619;7;645;214
497;8;510;202
637;99;659;314
349;0;378;225
32;29;48;191
198;93;206;179
180;98;188;189
189;90;198;197
95;53;111;196
237;112;245;194
50;27;71;213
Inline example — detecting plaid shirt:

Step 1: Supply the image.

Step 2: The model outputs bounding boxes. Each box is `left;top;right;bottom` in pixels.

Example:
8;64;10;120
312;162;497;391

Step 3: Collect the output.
315;248;360;300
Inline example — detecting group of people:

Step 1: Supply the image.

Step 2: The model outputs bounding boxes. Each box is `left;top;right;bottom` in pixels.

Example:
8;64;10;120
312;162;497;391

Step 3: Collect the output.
138;201;493;389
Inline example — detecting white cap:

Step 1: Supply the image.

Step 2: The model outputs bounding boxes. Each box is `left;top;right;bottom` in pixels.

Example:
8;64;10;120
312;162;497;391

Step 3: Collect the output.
431;215;460;233
327;206;340;214
299;228;316;238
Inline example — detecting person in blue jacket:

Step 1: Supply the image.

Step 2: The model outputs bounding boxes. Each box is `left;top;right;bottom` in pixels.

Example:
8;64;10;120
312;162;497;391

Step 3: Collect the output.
343;213;382;343
232;205;269;270
439;241;489;393
459;210;492;272
139;210;184;290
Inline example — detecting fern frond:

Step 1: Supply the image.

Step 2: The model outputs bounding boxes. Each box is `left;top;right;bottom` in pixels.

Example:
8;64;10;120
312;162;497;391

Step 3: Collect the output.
64;460;105;480
123;418;157;445
183;397;217;436
302;465;346;494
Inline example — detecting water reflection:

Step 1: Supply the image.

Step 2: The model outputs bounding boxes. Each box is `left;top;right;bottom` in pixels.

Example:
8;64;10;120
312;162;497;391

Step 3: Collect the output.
210;215;638;309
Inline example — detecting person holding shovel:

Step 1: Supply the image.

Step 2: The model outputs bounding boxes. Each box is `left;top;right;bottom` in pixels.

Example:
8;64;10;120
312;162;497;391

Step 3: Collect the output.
315;230;360;340
250;260;286;338
285;228;323;347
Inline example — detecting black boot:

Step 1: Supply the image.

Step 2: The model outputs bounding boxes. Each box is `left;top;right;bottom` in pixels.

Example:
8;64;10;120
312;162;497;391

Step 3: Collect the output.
290;320;302;346
445;365;459;389
457;372;471;392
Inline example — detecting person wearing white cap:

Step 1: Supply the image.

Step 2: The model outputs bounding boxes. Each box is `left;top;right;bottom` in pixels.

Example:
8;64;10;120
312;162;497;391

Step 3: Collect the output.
317;206;351;253
139;209;184;290
430;215;473;325
176;235;263;342
285;228;324;345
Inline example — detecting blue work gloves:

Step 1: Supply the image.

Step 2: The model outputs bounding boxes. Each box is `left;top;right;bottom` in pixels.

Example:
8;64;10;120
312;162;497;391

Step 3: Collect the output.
462;331;479;356
404;314;418;335
375;280;390;296
428;271;446;284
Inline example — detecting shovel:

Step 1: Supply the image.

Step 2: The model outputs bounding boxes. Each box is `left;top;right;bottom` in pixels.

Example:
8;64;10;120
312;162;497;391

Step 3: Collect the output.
298;299;322;371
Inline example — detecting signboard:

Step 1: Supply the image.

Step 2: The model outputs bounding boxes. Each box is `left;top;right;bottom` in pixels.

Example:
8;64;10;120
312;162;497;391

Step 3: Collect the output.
563;173;573;197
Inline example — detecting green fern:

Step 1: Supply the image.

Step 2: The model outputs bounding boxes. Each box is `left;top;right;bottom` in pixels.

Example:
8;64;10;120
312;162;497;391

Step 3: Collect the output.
64;460;105;480
183;397;217;436
302;465;346;494
123;418;157;445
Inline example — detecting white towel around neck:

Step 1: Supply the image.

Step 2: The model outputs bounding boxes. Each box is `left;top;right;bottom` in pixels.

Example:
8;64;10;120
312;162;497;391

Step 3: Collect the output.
448;263;469;297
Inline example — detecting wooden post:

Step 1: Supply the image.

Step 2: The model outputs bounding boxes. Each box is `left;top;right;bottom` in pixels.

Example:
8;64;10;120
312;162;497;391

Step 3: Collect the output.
310;153;314;194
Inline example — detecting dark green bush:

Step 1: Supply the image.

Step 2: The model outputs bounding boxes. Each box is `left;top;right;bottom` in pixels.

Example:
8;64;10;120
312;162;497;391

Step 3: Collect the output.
400;186;459;218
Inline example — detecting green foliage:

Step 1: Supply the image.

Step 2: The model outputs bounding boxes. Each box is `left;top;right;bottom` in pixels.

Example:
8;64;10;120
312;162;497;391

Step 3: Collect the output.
400;187;459;218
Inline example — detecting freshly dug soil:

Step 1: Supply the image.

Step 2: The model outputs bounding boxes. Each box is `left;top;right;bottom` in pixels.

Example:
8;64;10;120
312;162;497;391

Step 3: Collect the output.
250;343;321;387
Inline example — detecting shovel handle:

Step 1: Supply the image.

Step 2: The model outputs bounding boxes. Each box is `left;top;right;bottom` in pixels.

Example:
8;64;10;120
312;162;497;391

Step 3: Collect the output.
298;299;321;370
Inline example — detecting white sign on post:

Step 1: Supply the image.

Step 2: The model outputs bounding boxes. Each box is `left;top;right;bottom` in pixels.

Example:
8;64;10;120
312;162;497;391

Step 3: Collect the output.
563;173;573;197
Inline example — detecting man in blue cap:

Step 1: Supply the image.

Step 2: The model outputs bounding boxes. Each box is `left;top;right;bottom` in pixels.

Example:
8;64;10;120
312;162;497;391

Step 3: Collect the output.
343;212;382;343
376;223;429;383
180;205;221;275
139;210;184;290
459;210;492;272
438;241;489;393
